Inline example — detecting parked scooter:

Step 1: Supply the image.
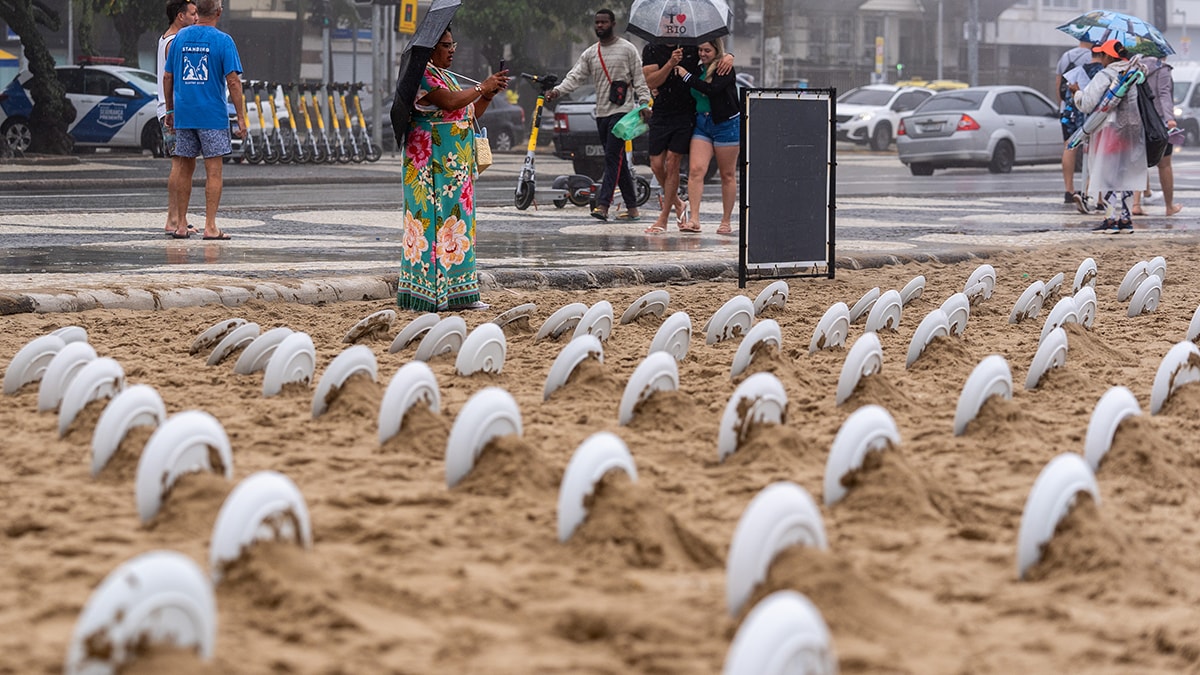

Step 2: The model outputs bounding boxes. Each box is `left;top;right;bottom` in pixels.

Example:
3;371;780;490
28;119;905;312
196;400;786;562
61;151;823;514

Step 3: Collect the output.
263;83;292;163
326;84;351;163
294;83;326;163
551;138;651;210
238;79;259;164
248;81;273;164
513;72;558;210
335;83;363;163
304;83;335;163
349;82;382;163
281;83;308;163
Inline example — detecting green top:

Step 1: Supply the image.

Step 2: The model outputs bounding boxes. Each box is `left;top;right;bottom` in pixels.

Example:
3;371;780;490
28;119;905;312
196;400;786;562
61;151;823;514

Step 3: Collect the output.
690;66;711;113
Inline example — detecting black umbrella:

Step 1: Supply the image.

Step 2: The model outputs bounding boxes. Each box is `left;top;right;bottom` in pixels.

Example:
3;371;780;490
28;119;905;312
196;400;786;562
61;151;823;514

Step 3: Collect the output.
389;0;463;148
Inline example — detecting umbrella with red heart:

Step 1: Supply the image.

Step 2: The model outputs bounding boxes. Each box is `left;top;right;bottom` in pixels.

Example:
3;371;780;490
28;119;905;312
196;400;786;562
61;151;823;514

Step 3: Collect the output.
627;0;732;46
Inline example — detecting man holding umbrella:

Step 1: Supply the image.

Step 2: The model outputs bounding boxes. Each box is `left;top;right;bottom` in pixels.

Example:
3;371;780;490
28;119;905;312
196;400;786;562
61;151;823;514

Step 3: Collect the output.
547;9;652;222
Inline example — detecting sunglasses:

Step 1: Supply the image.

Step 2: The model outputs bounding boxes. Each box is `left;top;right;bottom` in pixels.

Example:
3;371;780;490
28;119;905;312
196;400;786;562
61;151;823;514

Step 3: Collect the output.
438;41;458;50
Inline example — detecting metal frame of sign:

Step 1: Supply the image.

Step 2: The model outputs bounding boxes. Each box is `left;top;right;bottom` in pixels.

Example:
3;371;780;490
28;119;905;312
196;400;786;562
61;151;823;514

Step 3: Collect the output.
738;87;836;287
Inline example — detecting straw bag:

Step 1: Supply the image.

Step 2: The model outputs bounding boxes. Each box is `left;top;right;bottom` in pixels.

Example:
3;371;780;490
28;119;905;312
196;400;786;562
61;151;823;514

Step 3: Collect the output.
474;124;493;173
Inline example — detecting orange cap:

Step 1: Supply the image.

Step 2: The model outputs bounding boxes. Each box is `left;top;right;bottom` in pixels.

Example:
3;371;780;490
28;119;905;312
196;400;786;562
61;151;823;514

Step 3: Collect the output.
1093;39;1122;58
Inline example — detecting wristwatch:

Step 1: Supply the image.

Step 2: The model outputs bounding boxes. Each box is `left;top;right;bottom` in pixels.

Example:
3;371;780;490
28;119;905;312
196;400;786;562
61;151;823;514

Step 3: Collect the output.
474;85;483;94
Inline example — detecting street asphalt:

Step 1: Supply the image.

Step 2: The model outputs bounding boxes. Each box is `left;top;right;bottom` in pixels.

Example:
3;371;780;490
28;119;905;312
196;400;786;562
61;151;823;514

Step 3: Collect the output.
1;148;1197;315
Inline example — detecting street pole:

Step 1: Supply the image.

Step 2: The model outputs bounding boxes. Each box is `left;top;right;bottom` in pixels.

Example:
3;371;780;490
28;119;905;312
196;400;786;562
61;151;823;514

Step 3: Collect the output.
967;0;979;86
762;0;782;87
67;0;73;65
372;2;382;148
936;0;943;80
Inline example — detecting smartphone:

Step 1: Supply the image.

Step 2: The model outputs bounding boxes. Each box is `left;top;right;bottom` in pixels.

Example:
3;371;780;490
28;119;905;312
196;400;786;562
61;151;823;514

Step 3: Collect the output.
499;59;506;73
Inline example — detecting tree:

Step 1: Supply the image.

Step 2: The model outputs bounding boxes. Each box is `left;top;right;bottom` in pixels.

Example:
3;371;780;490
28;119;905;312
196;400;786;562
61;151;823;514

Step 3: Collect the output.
0;0;76;153
102;0;161;67
454;0;597;67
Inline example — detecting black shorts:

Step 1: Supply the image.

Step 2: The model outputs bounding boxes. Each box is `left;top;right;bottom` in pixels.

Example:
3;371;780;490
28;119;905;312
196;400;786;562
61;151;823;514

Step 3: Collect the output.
648;114;693;156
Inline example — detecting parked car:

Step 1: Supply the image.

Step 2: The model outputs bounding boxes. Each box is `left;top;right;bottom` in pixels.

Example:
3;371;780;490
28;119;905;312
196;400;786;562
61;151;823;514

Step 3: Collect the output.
1171;60;1200;146
836;84;934;151
378;94;526;153
0;63;164;155
895;85;1062;176
551;84;649;180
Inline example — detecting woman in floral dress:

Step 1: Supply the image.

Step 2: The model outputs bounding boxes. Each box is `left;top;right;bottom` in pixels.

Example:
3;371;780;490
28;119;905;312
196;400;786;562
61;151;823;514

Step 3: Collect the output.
398;29;509;311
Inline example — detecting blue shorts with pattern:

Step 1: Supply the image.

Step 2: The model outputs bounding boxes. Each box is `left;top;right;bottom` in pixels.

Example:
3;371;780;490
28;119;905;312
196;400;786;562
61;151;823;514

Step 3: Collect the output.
174;127;232;159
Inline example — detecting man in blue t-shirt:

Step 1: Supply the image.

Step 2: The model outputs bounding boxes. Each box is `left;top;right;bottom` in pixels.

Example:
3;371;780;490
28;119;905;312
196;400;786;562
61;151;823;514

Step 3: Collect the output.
162;0;247;240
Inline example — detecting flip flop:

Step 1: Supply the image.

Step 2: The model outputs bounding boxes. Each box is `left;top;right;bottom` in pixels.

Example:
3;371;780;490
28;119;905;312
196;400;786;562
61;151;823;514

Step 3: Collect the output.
202;230;232;240
643;225;667;235
590;207;609;221
164;225;199;238
169;231;191;239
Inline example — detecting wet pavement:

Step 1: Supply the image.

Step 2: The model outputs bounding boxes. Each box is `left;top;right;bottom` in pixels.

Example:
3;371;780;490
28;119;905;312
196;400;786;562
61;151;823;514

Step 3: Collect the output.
2;149;1198;314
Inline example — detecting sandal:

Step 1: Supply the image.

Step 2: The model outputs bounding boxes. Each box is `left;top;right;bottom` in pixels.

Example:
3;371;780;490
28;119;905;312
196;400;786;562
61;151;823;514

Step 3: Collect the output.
643;225;667;235
716;225;734;236
680;221;702;233
590;207;609;221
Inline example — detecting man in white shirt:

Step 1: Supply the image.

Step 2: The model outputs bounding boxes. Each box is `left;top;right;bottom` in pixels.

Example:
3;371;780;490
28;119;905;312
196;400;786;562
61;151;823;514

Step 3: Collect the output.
548;9;651;221
157;0;197;237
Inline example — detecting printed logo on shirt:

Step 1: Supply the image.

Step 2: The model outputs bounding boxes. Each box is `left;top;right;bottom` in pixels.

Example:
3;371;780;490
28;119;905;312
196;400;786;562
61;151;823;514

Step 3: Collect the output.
181;46;211;83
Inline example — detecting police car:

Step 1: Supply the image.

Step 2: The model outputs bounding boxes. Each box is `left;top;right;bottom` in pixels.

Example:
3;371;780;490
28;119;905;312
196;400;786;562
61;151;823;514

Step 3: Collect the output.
0;61;165;155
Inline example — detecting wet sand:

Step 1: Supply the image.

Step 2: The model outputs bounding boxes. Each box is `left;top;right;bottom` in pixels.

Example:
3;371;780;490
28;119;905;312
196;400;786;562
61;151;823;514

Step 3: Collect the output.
4;239;1200;673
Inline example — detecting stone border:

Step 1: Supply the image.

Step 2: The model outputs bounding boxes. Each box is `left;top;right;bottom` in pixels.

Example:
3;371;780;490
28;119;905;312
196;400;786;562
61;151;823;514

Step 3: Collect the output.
0;252;995;316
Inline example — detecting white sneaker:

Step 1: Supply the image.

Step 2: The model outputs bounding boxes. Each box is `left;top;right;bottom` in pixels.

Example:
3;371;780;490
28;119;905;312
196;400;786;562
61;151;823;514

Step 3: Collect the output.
1144;190;1159;203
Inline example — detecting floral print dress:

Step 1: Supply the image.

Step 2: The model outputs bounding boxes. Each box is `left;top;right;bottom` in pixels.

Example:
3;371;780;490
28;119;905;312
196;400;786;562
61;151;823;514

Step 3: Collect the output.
398;65;479;312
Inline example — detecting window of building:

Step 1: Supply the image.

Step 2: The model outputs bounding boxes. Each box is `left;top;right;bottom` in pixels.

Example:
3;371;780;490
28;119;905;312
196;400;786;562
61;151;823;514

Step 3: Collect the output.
1041;0;1081;9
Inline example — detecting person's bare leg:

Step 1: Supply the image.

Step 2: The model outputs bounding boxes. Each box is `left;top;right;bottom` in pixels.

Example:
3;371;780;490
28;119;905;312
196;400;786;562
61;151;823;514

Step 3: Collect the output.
169;156;196;236
1061;145;1076;195
1159;154;1182;215
663;150;684;228
687;139;713;231
648;152;671;231
714;145;738;232
202;155;224;236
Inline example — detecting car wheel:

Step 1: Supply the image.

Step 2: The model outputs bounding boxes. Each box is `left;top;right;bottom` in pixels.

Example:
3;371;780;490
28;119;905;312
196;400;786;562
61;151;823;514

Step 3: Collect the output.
491;127;515;152
909;162;935;176
1;117;32;154
988;140;1014;174
142;119;164;158
869;123;892;151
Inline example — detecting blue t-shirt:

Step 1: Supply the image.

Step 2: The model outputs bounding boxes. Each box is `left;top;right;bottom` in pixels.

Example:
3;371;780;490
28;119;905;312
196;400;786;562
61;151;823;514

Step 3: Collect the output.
165;24;243;130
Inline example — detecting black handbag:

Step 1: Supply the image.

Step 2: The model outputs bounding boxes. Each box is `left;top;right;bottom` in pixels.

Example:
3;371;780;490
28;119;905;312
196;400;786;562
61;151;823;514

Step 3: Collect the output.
1137;79;1169;167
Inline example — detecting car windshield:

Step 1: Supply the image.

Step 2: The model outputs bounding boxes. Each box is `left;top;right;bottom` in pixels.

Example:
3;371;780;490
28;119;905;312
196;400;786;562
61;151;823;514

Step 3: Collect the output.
839;88;894;106
1173;79;1189;105
122;69;158;94
915;91;985;112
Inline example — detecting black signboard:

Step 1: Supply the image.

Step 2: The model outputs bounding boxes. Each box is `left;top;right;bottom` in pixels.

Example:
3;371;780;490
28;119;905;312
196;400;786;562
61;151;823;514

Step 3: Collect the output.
739;88;835;286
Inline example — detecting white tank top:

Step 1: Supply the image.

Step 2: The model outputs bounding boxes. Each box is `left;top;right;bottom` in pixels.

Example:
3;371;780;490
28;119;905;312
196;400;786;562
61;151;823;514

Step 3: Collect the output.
156;32;176;119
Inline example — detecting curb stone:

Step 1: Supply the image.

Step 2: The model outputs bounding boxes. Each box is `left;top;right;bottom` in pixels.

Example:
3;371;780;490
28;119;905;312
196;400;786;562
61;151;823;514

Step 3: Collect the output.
0;254;977;316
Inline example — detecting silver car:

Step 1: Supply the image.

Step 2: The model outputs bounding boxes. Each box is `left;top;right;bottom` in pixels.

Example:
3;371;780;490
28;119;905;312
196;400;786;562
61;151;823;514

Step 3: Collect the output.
896;85;1063;176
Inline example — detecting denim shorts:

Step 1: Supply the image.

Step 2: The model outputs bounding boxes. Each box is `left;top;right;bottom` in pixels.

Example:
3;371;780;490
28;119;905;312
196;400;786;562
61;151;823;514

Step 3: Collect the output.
693;112;740;147
174;127;232;158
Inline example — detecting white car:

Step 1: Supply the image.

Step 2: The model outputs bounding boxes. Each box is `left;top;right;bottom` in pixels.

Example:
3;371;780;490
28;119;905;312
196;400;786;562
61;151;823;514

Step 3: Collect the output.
836;84;934;151
1;63;164;155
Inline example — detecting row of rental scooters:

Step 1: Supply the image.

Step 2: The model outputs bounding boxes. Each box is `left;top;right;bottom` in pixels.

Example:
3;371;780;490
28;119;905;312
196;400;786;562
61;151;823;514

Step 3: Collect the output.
238;81;382;164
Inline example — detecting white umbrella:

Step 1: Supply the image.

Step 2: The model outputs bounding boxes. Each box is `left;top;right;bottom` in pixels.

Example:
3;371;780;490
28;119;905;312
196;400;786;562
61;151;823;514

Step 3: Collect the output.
626;0;732;46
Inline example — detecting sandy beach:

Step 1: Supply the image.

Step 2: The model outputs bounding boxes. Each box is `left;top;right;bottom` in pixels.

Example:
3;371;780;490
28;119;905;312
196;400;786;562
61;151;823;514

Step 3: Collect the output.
4;238;1200;673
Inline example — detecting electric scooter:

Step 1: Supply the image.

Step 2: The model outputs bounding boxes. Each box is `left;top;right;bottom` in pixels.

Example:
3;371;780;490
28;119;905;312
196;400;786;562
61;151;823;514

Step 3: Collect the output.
238;79;259;164
552;138;652;210
294;82;325;163
304;83;335;163
248;81;273;164
350;82;382;163
336;83;363;163
281;83;308;163
513;72;558;210
263;83;292;163
326;83;351;163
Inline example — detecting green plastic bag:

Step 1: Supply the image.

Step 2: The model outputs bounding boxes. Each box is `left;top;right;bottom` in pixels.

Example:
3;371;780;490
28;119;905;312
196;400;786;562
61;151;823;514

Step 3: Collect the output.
612;103;649;140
